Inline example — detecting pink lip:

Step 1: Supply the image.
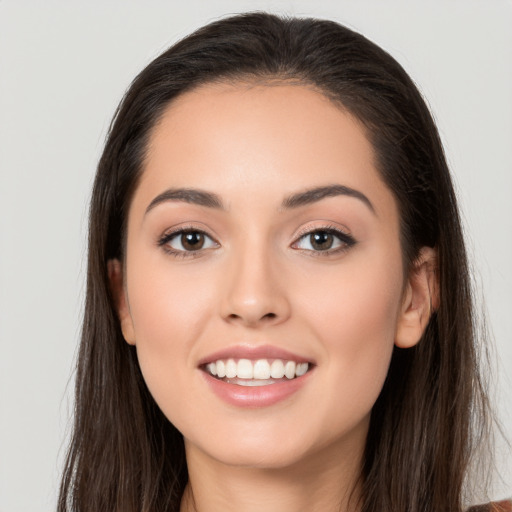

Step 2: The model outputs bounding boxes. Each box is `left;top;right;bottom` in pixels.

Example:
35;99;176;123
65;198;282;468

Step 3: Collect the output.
198;344;313;366
200;369;313;408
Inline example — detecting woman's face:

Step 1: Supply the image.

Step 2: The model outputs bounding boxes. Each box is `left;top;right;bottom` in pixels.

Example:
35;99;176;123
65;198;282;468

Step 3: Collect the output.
114;82;421;470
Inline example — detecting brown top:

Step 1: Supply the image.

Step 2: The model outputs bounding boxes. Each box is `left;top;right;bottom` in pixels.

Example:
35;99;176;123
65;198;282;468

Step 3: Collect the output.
468;501;512;512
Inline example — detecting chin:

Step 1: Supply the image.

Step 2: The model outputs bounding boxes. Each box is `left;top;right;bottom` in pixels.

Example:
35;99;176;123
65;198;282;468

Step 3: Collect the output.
193;441;313;470
182;413;369;473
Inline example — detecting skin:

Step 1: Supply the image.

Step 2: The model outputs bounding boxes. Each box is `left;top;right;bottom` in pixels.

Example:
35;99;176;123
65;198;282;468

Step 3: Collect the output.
110;82;436;512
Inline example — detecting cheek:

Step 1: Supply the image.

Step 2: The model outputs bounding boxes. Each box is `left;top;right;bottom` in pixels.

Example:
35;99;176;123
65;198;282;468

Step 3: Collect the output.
298;253;403;412
127;246;219;342
124;256;217;418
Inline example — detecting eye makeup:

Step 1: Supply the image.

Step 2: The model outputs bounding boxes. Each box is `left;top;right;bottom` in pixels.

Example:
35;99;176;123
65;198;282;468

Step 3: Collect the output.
156;222;357;260
157;224;219;259
291;224;357;257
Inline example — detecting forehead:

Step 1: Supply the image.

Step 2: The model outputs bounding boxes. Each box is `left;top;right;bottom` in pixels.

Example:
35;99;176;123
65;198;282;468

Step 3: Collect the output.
147;81;371;165
135;81;395;219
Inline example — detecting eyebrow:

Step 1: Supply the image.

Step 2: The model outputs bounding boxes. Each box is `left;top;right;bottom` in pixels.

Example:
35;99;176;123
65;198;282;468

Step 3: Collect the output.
281;184;375;214
145;184;375;215
145;188;225;214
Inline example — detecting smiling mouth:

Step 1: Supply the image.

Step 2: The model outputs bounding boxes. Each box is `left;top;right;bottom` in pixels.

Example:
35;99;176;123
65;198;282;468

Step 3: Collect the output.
202;358;311;386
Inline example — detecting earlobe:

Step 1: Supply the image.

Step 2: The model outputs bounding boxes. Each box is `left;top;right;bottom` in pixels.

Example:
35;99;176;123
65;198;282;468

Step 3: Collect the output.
395;247;439;349
107;259;136;345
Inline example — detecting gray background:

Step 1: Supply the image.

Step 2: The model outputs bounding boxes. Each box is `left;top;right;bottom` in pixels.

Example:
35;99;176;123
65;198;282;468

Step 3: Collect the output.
0;1;510;510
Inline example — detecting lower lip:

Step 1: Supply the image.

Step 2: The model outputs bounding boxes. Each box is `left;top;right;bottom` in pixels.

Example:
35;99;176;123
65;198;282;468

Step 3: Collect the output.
200;370;312;408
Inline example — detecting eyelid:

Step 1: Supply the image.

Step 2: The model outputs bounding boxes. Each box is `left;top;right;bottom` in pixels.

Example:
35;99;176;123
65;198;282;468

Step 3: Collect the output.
291;223;356;255
157;224;220;258
156;222;356;258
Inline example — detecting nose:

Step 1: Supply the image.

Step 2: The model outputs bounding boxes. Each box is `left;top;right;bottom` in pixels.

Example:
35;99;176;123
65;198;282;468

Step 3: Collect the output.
219;241;291;328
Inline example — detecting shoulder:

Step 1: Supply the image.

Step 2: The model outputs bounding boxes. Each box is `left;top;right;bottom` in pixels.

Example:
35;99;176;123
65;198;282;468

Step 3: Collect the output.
468;500;512;512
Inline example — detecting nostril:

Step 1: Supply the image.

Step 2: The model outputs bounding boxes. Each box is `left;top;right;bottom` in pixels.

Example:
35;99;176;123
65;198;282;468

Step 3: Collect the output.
226;311;277;323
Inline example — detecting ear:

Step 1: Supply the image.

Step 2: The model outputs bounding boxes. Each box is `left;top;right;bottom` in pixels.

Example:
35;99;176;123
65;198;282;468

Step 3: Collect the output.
395;247;439;349
107;259;136;345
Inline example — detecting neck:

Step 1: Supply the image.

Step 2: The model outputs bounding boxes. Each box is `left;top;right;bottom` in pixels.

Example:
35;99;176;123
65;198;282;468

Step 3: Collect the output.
180;439;364;512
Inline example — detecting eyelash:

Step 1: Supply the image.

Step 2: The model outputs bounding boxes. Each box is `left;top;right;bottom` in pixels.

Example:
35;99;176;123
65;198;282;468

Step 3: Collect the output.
157;225;219;259
292;224;356;257
157;224;356;259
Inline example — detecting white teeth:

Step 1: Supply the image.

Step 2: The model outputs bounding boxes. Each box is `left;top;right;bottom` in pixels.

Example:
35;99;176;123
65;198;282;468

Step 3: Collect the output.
253;359;271;379
270;359;285;378
226;378;276;387
284;361;296;379
225;359;237;379
295;362;308;377
207;362;217;376
237;359;253;379
205;358;310;381
216;360;226;378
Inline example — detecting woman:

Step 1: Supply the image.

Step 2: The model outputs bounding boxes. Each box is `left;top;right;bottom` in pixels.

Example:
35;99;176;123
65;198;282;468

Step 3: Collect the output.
58;12;506;512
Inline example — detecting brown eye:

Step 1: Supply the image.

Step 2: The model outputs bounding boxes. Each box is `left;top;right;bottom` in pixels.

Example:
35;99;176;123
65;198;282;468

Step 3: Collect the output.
160;229;218;254
293;227;356;254
309;231;334;251
181;232;205;250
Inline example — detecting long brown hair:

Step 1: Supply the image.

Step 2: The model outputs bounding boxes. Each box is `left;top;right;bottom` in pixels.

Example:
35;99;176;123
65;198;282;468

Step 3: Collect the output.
59;12;493;512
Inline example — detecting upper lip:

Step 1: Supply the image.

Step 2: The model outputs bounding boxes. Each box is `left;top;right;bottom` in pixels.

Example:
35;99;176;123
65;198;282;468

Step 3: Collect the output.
198;344;314;366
